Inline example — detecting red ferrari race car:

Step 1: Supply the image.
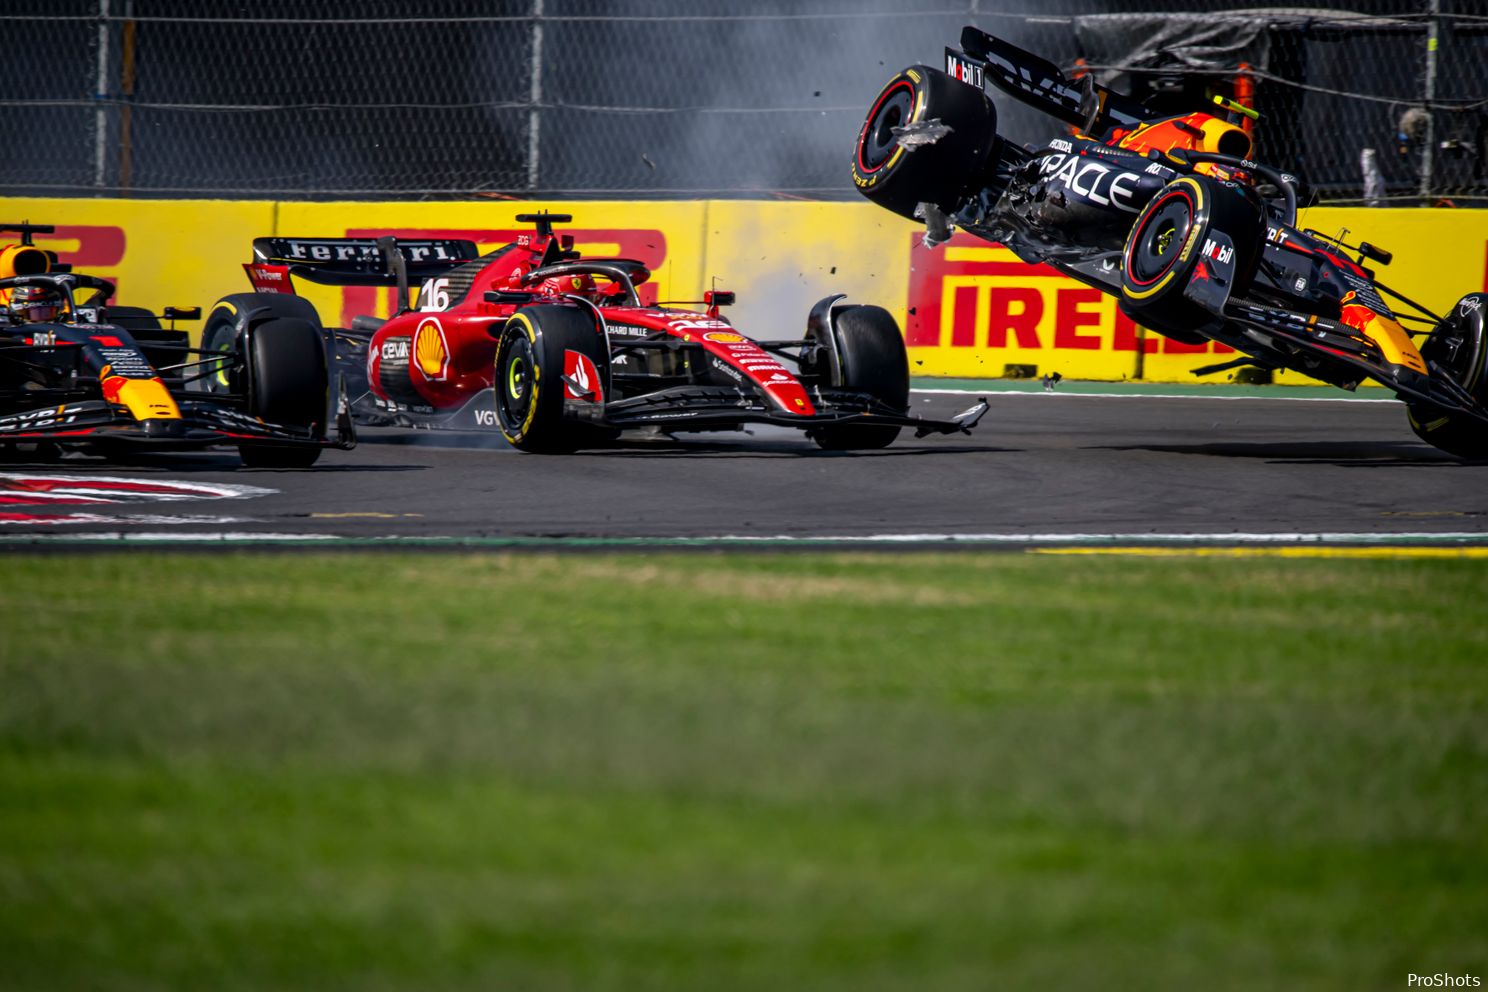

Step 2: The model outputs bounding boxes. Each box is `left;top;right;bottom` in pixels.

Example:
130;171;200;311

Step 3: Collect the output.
0;222;353;467
204;213;986;452
853;28;1488;459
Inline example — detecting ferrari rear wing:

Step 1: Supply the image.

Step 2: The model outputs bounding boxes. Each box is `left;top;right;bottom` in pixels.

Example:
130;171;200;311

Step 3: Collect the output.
951;26;1149;134
245;236;481;294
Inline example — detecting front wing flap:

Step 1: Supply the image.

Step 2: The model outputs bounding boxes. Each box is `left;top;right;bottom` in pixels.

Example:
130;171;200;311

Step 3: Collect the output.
0;397;352;448
599;385;988;437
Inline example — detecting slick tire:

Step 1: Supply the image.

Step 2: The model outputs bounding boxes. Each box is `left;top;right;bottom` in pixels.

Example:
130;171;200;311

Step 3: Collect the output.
494;304;612;453
237;318;327;468
201;293;322;396
852;65;999;221
810;304;909;451
1407;292;1488;460
1121;175;1263;330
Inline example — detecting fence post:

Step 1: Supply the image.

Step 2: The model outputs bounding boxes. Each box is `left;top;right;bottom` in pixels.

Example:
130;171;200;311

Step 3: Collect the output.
92;0;110;191
1420;0;1440;203
527;0;544;192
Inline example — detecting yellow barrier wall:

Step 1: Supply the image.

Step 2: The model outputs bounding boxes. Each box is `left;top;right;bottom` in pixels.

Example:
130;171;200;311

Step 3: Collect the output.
3;197;1482;384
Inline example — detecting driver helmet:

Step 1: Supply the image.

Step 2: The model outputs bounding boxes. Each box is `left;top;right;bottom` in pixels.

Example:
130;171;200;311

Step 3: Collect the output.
9;284;62;323
538;272;600;301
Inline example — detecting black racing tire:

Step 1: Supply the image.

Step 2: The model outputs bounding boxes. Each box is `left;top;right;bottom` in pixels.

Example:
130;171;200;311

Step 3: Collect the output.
810;305;910;450
852;65;999;222
201;293;322;396
1120;175;1263;330
236;318;327;468
493;304;611;453
1408;293;1488;460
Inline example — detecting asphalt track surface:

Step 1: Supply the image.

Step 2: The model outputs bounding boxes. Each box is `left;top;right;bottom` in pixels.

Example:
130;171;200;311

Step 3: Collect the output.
4;386;1488;548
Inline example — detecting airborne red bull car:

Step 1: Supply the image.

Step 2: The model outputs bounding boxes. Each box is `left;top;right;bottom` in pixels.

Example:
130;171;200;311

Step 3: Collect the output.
206;213;986;452
853;27;1488;459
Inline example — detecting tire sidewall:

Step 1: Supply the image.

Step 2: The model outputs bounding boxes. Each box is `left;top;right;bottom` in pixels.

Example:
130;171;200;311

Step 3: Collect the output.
1120;175;1262;325
493;304;610;452
852;65;997;221
1407;293;1488;458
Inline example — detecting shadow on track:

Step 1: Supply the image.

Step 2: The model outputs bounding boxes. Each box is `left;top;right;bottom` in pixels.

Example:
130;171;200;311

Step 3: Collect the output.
1101;440;1469;467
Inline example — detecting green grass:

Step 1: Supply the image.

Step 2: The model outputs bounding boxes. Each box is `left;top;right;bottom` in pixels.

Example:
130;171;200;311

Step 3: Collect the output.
1;552;1485;991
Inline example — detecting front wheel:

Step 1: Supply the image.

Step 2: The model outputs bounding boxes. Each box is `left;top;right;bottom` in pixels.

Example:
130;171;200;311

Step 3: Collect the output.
493;305;611;453
809;305;909;450
1408;293;1488;460
1121;175;1262;332
235;318;327;468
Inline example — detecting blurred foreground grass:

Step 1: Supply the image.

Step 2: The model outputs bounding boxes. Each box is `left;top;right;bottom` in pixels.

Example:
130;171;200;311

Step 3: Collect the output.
1;552;1485;991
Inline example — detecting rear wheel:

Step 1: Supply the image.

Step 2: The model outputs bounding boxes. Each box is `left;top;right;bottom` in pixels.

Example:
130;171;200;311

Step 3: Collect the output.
852;65;999;221
1408;293;1488;460
494;305;611;453
1121;175;1262;331
809;305;909;450
236;318;327;468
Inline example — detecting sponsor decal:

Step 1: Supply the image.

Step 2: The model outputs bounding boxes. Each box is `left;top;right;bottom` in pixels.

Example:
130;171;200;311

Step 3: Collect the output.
563;350;604;402
245;263;293;294
1048;139;1073;153
905;232;1235;359
414;318;449;380
1038;155;1144;211
1461;296;1483;317
0;407;81;432
703;331;747;343
473;409;499;426
946;52;983;88
1202;238;1235;265
666;317;732;332
381;338;411;361
608;322;652;337
712;358;743;382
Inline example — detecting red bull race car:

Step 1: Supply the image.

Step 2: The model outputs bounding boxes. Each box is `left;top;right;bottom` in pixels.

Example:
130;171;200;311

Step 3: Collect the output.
206;213;986;452
853;27;1488;459
0;222;353;467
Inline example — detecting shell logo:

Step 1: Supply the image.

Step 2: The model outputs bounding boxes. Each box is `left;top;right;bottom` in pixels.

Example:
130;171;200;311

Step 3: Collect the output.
703;331;747;344
414;318;448;380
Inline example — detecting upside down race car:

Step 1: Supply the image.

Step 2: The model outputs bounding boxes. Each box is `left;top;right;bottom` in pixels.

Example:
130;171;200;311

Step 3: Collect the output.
0;223;353;466
206;213;986;452
853;27;1488;459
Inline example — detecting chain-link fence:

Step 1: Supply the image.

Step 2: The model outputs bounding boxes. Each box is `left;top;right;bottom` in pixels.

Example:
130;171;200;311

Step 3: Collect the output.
2;0;1484;204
